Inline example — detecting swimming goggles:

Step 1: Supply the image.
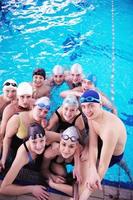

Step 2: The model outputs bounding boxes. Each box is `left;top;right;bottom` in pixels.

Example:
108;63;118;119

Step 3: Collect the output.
3;82;17;87
36;103;50;110
63;99;78;106
80;96;100;104
61;134;78;142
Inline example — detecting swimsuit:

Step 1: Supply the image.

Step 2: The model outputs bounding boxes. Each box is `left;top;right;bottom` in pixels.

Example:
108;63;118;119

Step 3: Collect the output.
55;109;81;133
11;113;28;154
23;141;43;171
98;137;124;167
51;155;75;185
109;153;124;167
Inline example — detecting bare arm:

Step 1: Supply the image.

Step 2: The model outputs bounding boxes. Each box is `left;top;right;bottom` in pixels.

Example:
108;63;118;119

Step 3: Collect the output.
0;104;14;139
1;115;19;168
97;89;117;115
60;89;82;98
97;130;118;179
0;145;49;199
46;112;59;131
49;178;73;196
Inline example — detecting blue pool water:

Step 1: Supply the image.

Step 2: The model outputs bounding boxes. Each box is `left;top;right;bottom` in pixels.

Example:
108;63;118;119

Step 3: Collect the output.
0;0;133;188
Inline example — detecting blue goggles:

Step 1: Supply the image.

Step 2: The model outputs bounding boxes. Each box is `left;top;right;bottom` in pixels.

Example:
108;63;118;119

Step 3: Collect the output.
61;134;79;142
80;96;100;104
36;103;50;110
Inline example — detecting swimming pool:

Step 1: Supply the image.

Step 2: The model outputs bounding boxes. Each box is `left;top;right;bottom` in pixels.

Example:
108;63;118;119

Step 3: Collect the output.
0;0;133;189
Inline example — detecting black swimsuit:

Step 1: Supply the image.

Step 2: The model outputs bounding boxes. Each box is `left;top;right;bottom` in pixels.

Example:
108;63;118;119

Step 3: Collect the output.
55;109;81;133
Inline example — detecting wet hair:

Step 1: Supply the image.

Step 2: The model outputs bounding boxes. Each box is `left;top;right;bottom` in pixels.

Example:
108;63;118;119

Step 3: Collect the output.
28;122;45;140
32;68;46;79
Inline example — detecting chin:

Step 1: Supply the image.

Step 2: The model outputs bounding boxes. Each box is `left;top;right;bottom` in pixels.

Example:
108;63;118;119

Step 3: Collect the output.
35;150;44;154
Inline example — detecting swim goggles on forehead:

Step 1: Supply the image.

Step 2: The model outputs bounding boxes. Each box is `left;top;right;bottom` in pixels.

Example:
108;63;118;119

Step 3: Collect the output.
80;96;100;104
3;82;17;87
61;134;78;142
64;99;78;106
36;103;50;110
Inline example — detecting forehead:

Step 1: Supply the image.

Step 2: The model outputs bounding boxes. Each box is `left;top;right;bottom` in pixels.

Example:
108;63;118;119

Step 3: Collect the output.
81;102;99;107
3;87;16;91
33;75;44;79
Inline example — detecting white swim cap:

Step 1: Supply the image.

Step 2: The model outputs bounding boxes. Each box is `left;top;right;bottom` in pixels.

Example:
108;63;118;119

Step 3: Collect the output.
3;79;17;90
62;126;80;142
71;63;82;74
63;94;79;108
35;96;50;110
52;65;64;75
17;82;32;96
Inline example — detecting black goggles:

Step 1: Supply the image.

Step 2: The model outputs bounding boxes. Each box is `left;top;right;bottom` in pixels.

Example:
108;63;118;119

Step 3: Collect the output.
4;82;17;87
61;134;78;142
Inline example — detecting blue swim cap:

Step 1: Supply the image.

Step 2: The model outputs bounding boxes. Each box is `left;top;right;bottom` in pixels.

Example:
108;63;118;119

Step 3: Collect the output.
80;89;100;104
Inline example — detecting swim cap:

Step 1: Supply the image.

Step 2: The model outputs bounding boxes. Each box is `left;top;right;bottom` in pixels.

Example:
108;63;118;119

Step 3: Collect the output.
80;89;101;104
3;79;17;90
63;94;79;108
32;68;46;79
35;96;50;110
17;82;33;96
86;73;97;86
71;63;82;74
53;65;64;75
61;126;79;142
28;122;45;140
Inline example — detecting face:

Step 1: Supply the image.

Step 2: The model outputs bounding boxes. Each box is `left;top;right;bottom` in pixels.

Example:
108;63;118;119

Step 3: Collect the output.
33;75;45;88
71;72;82;84
82;80;95;92
60;138;77;159
53;74;64;85
29;135;46;154
81;102;101;119
32;106;48;121
18;94;32;108
62;104;78;121
3;87;17;101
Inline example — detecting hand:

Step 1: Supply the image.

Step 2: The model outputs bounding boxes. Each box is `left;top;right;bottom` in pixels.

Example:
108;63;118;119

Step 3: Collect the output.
51;174;66;184
32;185;49;200
41;118;48;129
86;168;102;192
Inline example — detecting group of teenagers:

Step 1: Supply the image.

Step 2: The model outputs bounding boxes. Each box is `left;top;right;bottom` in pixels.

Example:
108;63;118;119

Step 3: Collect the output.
0;63;127;200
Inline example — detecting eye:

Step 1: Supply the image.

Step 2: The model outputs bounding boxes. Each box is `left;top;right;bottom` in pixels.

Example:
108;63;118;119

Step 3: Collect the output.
81;105;85;109
69;145;75;149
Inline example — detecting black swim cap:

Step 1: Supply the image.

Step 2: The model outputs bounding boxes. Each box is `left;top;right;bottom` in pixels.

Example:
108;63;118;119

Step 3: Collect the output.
28;122;45;140
32;68;46;79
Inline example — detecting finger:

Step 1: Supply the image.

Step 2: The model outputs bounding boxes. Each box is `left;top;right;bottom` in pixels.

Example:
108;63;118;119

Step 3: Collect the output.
86;182;94;192
42;186;48;191
96;180;102;190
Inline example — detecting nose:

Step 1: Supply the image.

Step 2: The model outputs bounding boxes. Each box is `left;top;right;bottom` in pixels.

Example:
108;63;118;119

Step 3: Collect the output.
23;97;29;104
35;142;42;150
63;146;70;153
8;91;15;97
41;110;48;117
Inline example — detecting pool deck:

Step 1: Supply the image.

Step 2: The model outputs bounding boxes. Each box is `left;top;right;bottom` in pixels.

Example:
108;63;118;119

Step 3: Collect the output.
0;185;132;200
